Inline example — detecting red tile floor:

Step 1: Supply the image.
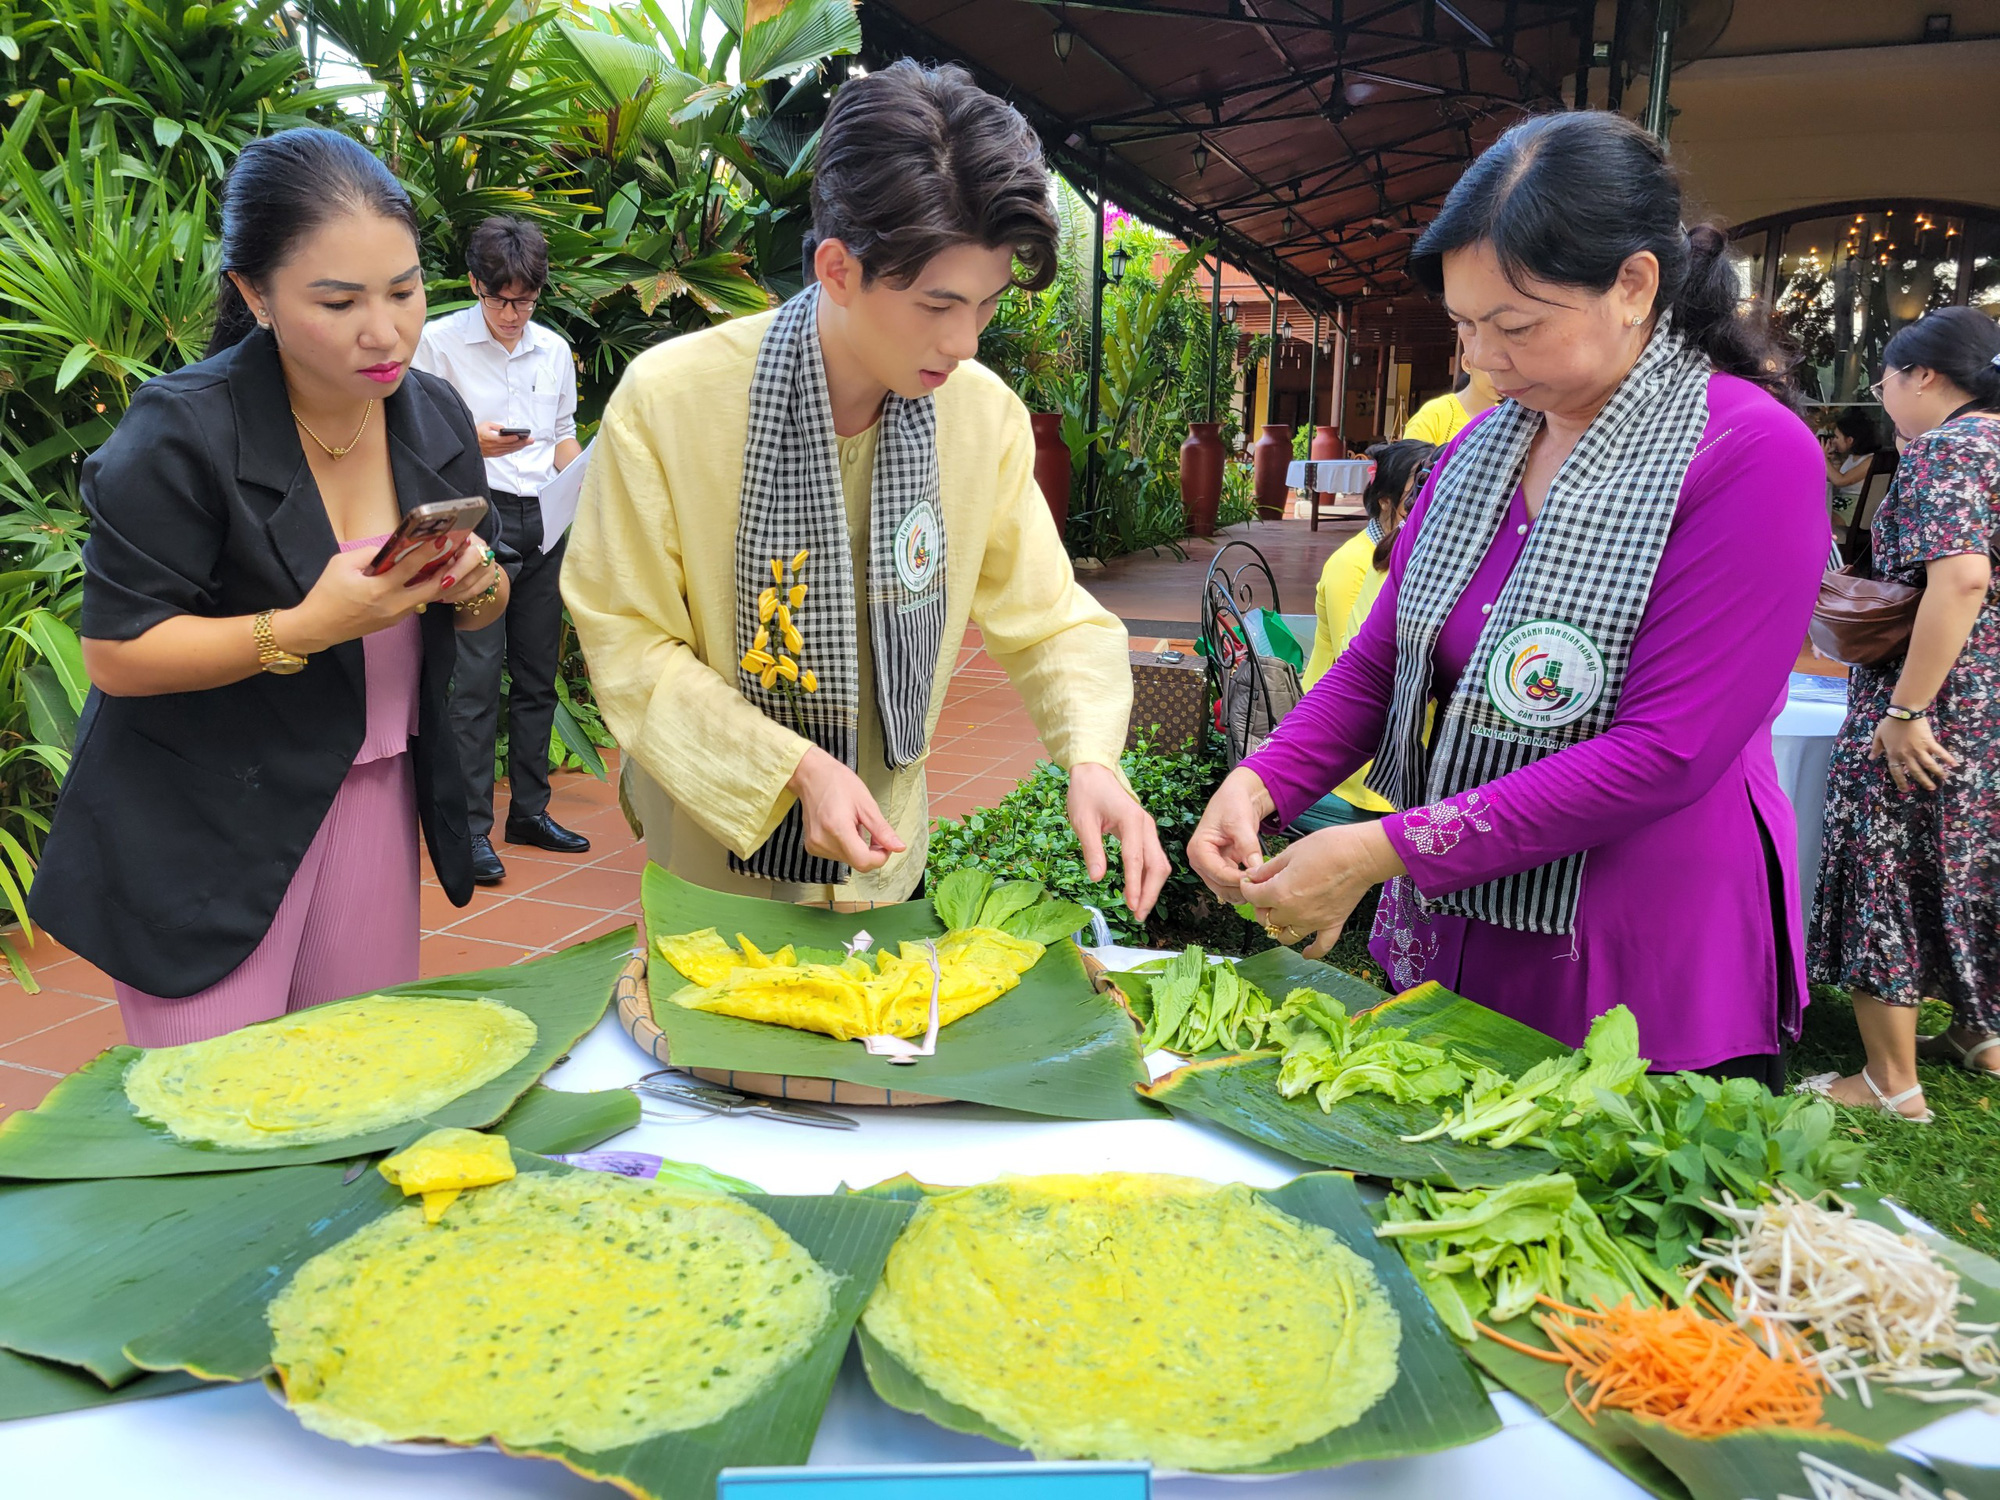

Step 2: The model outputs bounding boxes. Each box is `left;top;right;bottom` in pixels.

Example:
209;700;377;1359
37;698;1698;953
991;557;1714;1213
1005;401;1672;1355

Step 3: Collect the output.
0;596;1182;1119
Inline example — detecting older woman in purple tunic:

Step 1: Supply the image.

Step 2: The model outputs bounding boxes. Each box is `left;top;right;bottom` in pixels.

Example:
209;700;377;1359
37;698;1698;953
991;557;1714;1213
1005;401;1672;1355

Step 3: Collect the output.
1189;112;1827;1082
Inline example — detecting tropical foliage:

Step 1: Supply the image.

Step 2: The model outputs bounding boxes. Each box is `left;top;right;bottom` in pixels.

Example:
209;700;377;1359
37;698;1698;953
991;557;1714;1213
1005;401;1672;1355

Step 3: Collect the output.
978;194;1247;559
0;0;861;984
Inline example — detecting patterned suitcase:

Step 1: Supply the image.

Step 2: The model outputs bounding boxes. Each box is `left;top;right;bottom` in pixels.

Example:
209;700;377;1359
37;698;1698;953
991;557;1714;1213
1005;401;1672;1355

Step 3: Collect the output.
1126;648;1207;752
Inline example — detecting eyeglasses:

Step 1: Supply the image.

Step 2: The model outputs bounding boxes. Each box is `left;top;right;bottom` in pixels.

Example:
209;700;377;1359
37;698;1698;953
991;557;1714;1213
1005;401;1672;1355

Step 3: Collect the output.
1868;367;1907;402
476;291;539;314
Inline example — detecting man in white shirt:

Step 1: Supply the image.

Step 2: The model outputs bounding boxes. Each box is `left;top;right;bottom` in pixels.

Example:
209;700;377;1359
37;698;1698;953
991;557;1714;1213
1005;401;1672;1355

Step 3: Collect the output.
412;217;588;884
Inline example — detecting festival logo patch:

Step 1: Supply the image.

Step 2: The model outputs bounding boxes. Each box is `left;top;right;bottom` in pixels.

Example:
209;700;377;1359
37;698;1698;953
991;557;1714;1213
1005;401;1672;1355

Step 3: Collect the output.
894;502;941;596
1485;618;1606;730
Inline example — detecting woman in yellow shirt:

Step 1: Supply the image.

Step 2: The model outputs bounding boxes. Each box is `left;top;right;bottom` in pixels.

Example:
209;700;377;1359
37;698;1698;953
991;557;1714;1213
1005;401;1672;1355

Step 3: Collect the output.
1401;360;1499;447
1298;440;1436;824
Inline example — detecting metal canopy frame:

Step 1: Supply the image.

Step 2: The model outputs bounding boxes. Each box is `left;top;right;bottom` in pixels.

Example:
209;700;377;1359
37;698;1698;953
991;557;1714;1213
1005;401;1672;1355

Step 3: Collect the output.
860;0;1594;314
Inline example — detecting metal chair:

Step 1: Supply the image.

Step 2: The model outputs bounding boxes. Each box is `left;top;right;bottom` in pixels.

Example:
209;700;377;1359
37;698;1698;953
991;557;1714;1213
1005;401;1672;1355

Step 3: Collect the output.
1199;541;1300;766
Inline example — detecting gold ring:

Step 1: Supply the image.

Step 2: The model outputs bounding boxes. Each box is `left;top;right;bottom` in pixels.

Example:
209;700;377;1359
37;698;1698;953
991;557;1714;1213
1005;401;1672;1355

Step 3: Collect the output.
1262;922;1286;942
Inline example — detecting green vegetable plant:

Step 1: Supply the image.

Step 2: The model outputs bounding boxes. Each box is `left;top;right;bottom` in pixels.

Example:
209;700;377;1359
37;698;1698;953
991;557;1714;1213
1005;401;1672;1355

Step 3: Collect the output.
927;868;1091;947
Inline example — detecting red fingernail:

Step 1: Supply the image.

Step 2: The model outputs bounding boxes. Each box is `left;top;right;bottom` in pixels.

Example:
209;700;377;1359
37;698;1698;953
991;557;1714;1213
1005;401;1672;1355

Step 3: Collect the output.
434;537;449;550
440;576;455;589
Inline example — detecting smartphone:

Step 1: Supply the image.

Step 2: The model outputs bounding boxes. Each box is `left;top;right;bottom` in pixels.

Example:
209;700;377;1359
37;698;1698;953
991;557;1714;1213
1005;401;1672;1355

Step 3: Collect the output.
365;496;489;580
497;427;531;439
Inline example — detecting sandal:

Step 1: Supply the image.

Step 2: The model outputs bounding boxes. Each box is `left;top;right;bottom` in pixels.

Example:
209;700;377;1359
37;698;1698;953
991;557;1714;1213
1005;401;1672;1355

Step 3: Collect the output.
1797;1068;1934;1124
1918;1030;2000;1075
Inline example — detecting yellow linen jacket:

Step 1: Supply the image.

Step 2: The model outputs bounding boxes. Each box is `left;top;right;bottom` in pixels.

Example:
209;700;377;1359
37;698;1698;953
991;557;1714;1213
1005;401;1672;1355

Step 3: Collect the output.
561;309;1132;900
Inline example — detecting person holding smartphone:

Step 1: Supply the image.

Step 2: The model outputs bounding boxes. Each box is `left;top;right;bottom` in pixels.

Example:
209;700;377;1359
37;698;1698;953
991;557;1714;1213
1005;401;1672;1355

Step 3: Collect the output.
29;128;511;1045
412;217;587;886
564;63;1170;917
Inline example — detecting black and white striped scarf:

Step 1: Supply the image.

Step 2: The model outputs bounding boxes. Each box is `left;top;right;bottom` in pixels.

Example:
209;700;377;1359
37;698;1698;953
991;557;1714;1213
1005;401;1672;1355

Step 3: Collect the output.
731;286;947;885
1365;317;1712;934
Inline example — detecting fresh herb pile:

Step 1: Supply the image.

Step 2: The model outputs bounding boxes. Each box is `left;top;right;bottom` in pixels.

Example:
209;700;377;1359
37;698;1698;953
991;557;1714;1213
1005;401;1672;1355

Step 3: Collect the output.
1375;1173;1678;1340
1127;948;1281;1054
1268;991;1465;1111
1541;1070;1866;1276
1401;1007;1648;1151
928;868;1093;948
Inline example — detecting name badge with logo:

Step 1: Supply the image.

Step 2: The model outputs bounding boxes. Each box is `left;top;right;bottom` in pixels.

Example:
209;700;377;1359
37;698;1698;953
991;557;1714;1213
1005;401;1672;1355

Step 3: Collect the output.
894;501;941;598
1485;618;1606;730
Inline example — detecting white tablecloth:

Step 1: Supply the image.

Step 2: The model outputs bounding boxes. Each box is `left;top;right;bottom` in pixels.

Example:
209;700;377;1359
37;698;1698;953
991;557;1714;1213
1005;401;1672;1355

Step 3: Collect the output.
7;990;1996;1496
1773;672;1850;923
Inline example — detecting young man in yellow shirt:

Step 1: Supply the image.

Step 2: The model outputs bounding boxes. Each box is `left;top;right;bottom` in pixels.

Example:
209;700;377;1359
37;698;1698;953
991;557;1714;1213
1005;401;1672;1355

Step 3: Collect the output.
563;61;1169;918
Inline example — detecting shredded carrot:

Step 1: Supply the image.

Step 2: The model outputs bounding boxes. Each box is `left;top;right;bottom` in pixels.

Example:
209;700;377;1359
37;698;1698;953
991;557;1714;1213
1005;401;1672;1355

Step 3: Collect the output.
1524;1296;1828;1437
1473;1320;1571;1362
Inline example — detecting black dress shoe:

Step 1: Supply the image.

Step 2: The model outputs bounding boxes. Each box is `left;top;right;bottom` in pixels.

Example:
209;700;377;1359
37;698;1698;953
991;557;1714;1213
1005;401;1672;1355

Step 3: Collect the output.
504;811;591;854
470;834;506;886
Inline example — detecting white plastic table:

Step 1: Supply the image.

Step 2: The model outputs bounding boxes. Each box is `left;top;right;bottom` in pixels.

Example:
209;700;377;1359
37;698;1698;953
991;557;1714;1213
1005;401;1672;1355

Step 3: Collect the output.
5;982;1995;1497
1772;672;1850;923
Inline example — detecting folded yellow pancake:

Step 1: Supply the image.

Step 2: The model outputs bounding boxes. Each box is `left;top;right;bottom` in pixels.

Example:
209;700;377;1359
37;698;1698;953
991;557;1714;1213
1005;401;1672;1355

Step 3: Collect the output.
268;1171;836;1451
861;1173;1402;1470
123;996;538;1149
656;926;1045;1041
654;928;797;987
378;1127;518;1223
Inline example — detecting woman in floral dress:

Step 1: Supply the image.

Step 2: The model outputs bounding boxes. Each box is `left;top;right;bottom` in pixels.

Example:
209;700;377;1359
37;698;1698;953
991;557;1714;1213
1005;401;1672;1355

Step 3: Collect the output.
1809;307;2000;1122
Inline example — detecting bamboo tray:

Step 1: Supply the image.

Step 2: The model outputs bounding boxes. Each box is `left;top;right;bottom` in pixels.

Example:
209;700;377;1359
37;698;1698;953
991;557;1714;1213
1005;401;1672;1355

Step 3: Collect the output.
615;934;1121;1108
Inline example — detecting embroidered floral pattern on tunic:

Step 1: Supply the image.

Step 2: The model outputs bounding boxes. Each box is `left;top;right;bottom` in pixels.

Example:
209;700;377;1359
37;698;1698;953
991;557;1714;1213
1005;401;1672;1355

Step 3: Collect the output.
1398;790;1494;858
1373;876;1439;992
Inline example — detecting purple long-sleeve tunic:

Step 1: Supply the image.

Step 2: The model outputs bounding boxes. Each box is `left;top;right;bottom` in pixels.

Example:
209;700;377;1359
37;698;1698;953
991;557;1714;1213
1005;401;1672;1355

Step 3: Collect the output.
1245;373;1829;1070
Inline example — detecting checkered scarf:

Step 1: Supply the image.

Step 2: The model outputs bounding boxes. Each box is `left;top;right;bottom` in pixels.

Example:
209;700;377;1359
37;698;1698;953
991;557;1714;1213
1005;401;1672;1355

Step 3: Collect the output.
1365;316;1712;934
731;286;947;885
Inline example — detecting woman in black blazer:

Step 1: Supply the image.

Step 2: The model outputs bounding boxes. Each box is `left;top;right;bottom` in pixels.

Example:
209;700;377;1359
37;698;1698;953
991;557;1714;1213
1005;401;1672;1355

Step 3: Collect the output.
30;129;512;1044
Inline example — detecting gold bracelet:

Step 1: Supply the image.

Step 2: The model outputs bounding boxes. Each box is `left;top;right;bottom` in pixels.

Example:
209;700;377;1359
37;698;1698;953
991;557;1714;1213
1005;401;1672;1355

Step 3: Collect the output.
253;610;307;675
453;579;501;616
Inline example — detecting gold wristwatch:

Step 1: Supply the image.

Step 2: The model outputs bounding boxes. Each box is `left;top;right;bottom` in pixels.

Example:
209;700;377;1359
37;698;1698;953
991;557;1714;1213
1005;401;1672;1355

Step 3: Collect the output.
253;610;308;675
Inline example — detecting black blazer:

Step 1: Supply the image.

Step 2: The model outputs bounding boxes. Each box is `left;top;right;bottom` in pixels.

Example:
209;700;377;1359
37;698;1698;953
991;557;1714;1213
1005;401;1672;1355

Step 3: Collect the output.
30;328;509;998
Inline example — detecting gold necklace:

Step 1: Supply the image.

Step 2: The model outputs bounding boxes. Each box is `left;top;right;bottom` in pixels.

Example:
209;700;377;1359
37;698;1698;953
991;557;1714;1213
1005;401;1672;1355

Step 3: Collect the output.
293;399;375;460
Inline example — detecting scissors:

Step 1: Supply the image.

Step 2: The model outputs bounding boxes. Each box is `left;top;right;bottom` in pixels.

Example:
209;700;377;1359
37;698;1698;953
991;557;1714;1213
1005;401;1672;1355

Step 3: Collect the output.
631;1070;858;1131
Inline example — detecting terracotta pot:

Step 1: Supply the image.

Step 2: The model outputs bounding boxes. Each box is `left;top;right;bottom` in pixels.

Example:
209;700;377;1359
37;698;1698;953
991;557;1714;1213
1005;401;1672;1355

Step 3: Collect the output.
1179;422;1225;537
1029;412;1070;535
1310;424;1342;461
1251;424;1293;519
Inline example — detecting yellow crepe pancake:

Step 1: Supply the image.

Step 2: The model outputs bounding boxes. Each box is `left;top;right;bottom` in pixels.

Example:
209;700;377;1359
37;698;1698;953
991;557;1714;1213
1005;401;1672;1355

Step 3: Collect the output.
268;1171;836;1451
377;1127;518;1223
862;1173;1402;1470
657;927;1045;1041
123;996;538;1149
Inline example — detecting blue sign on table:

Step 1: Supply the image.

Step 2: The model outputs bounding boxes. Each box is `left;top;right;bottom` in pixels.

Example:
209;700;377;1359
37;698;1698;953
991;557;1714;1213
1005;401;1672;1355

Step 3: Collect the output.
716;1462;1151;1500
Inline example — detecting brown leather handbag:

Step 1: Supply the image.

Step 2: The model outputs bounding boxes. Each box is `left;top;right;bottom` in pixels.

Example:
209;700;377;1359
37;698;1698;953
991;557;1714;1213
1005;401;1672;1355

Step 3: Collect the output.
1810;562;1922;667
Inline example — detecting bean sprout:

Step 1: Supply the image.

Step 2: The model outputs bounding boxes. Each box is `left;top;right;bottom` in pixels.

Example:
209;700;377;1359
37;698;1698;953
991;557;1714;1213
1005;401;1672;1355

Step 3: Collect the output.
1779;1452;1968;1500
1688;1190;2000;1409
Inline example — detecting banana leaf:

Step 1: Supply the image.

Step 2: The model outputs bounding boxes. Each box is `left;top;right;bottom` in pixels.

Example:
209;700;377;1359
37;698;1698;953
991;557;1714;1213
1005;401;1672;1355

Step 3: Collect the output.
643;868;1156;1120
0;929;634;1179
0;1349;205;1423
132;1152;916;1500
1622;1417;1960;1500
0;1087;640;1389
1140;982;1569;1187
851;1170;1501;1472
1463;1190;2000;1497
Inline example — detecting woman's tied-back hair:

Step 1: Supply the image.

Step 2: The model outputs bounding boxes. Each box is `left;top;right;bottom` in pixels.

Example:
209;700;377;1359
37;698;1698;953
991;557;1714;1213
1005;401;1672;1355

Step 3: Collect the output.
1409;111;1797;406
207;127;421;359
807;60;1060;292
1363;438;1437;568
1883;305;2000;410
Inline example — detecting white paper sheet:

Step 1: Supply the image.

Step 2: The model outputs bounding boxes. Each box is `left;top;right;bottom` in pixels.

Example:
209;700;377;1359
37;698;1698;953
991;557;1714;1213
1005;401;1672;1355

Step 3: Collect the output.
535;438;592;554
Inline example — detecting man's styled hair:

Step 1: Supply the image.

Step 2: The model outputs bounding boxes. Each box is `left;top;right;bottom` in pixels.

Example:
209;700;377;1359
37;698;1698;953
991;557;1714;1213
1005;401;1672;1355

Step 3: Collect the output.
465;216;549;294
807;60;1060;292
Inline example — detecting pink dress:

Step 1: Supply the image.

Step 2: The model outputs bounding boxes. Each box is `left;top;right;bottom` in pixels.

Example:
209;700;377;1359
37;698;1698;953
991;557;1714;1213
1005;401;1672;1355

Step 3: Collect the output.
114;538;425;1046
1243;375;1829;1071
